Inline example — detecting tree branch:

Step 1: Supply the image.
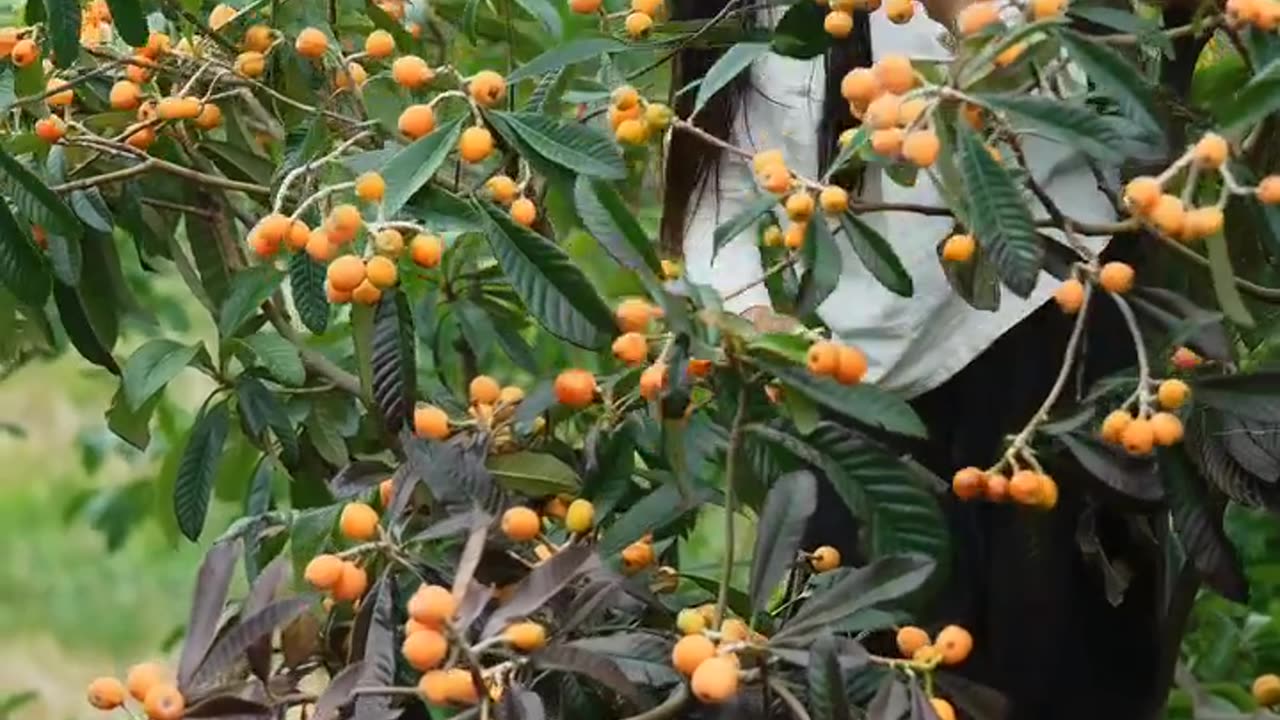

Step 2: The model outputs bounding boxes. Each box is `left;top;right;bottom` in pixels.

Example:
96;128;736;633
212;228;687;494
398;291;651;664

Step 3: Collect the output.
1152;231;1280;301
716;377;751;627
265;303;363;397
50;156;270;196
620;686;689;720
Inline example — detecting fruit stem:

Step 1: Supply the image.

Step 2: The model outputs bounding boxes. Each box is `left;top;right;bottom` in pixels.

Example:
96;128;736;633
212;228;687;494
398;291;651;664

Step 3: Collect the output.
1110;292;1153;415
273;131;373;213
290;181;355;222
714;376;750;628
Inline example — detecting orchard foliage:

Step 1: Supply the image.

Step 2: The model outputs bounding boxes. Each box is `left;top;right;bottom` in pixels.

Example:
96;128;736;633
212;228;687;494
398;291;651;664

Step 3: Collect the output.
4;0;1280;717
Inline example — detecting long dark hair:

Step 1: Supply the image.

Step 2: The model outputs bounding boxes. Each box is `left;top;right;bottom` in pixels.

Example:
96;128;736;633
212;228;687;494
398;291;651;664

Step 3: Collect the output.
659;1;872;255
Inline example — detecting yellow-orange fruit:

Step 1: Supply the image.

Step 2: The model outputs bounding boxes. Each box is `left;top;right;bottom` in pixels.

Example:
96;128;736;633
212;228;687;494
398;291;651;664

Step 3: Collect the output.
402;628;448;670
820;186;850;214
405;234;442;268
10;38;37;67
615;117;649;146
957;0;1001;34
899;97;929;126
941;233;975;262
613;332;649;365
871;128;904;157
995;41;1027;67
374;228;403;257
985;473;1009;502
565;498;595;533
365;255;398;289
0;27;17;57
156;96;201;120
753;149;784;172
392;55;434;89
327;204;363;242
304;553;345;589
418;670;451;705
335;62;369;91
1037;475;1059;509
46;79;74;107
126;663;170;702
143;685;185;720
1173;346;1202;370
327;255;366;292
257;213;292;244
902;130;940;167
841;67;880;104
1151;412;1184;446
935;624;974;665
307;229;336;263
398;104;436;140
1009;470;1043;505
466;375;499;405
1054;278;1085;314
913;645;942;664
511;197;537;226
952;466;986;500
1253;674;1280;706
355;172;386;203
459;126;494;163
865;92;901;129
824;9;854;37
1184;206;1224;240
885;0;914;22
87;677;127;710
413;404;450;441
608;103;642;131
690;656;739;703
110;80;142;110
364;29;395;58
486;175;519;204
1100;409;1134;443
931;698;957;720
408;584;456;626
1158;379;1190;409
785;192;815;222
676;607;707;635
209;3;237;29
1258;175;1280;204
571;0;604;12
35;116;66;143
1032;0;1065;18
555;368;597;407
896;625;931;658
1150;194;1185;237
340;502;380;541
625;11;654;36
640;363;668;400
126;125;157;150
632;0;663;13
332;562;368;601
834;345;868;385
615;298;654;333
235;51;266;77
194;103;223;130
244;24;272;52
504;622;547;652
1193;133;1229;169
759;164;793;194
469;70;507;107
249;231;278;259
621;541;655;573
810;545;841;572
1121;417;1155;456
687;358;714;377
671;634;717;676
1124;176;1161;214
501;506;541;541
295;27;328;59
1099;261;1135;294
807;341;840;376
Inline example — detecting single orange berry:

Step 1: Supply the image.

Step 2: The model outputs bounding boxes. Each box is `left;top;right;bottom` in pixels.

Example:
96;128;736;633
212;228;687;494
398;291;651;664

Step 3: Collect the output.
486;175;519;204
125;663;170;702
109;80;142;110
331;561;369;601
785;192;815;222
365;29;395;58
1100;409;1134;443
143;685;185;720
355;172;386;203
35;116;66;143
504;621;547;652
690;656;739;703
234;50;266;77
327;255;366;293
392;55;435;90
307;229;336;263
501;506;541;542
942;233;976;262
510;197;537;226
615;298;654;333
1054;278;1086;314
1158;379;1190;409
194;103;223;130
807;341;840;376
824;9;854;37
865;93;901;130
1183;206;1224;240
374;228;404;257
1124;176;1161;214
1151;411;1184;446
365;255;398;289
304;553;345;589
952;466;986;500
565;498;595;533
1098;261;1135;294
339;502;380;541
671;634;716;676
1252;674;1280;706
295;27;328;59
1193;133;1229;169
1258;175;1280;204
244;24;273;52
896;626;931;657
810;545;841;572
410;234;445;268
408;583;457;626
1150;194;1186;237
759;164;793;194
875;54;914;94
1122;417;1155;456
985;473;1009;502
413;405;450;440
687;358;714;377
639;363;668;400
931;697;958;720
402;628;448;670
613;332;649;365
87;677;127;710
418;670;451;705
819;186;850;214
1032;0;1065;18
469;70;507;107
459;126;494;163
1172;346;1202;370
398;104;437;140
1009;470;1043;505
902;130;940;167
834;345;868;385
554;368;597;408
11;38;38;67
625;11;654;36
841;67;881;104
621;541;656;574
957;0;1001;34
871;128;904;157
935;624;974;664
571;0;604;12
885;0;914;22
45;79;74;106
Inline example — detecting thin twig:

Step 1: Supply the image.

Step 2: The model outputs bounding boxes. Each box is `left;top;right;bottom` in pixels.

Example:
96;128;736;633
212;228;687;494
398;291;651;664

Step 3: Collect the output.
1111;292;1153;414
768;678;813;720
724;256;797;302
1151;231;1280;301
715;378;751;627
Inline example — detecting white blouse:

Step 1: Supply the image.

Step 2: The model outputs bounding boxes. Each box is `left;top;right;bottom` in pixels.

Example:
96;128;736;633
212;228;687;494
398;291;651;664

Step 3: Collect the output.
681;3;1117;398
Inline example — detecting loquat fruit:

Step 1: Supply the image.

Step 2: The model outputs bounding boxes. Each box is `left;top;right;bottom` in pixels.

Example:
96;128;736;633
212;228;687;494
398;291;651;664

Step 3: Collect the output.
510;197;537;226
640;363;668;400
1184;206;1224;240
952;466;986;500
408;584;456;626
616;298;655;332
410;234;444;268
902;130;940;167
194;103;223;130
1172;346;1202;370
1009;470;1043;505
234;51;265;77
1150;194;1185;237
379;478;394;508
811;545;841;572
896;625;930;657
625;10;654;36
392;55;434;89
504;621;547;652
143;685;184;720
942;233;975;262
340;502;380;541
865;93;901;130
841;67;881;104
935;624;973;665
87;677;127;710
1124;176;1161;214
414;405;450;440
985;472;1009;502
784;222;807;250
555;369;596;407
398;104;436;140
1253;674;1280;706
1121;417;1155;456
688;358;714;377
486;175;519;204
469;70;507;107
244;24;272;52
957;0;1000;35
1037;475;1058;509
401;628;448;670
308;230;336;263
1193;133;1229;169
499;385;525;405
1258;175;1280;205
418;670;450;705
35;116;66;144
565;498;595;533
1100;409;1134;443
327;254;366;293
443;668;478;705
676;607;707;635
501;506;541;541
621;541;655;573
835;345;868;385
785;192;815;222
304;553;345;589
1150;411;1184;446
295;27;328;59
459;126;494;163
365;29;395;58
355;172;386;203
824;9;854;37
1032;0;1065;17
871;128;904;157
672;634;716;676
931;698;957;720
365;256;398;289
126;663;169;702
645;102;673;130
1054;278;1085;314
759;164;793;194
807;341;840;376
885;0;914;23
11;38;37;67
571;0;604;13
613;331;649;365
1098;261;1135;294
820;185;850;214
374;228;404;257
1157;379;1190;409
691;656;739;703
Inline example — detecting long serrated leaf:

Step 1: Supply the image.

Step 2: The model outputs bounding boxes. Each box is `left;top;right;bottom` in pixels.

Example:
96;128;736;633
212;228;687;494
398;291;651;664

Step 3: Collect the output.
482;542;597;637
489;111;625;179
565;633;681;688
838;211;912;297
287;251;329;334
45;0;80;67
288;505;340;579
809;634;853;720
0;198;50;305
177;539;240;690
773;553;935;645
122;338;201;410
450;515;490;599
1059;432;1162;507
956;126;1042;297
573;175;663;277
0;147;81;239
242;333;305;386
236;375;299;464
371;289;415;432
1192;372;1280;423
749;470;817;613
190;597;309;687
797;218;841;317
511;0;562;38
534;644;646;708
712;193;778;261
219;266;284;337
486;451;581;496
747;355;927;438
380;118;465;217
1158;446;1247;601
475;200;614;348
1057;29;1161;135
695;42;769;114
974;93;1130;160
53;280;119;372
174;401;231;542
507;38;629;82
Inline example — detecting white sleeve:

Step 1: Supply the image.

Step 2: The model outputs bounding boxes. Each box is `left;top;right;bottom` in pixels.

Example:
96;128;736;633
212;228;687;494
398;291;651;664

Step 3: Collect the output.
681;156;775;315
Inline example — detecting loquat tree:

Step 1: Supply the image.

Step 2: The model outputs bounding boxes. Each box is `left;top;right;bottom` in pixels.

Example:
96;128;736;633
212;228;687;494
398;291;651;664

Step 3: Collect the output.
2;0;1280;717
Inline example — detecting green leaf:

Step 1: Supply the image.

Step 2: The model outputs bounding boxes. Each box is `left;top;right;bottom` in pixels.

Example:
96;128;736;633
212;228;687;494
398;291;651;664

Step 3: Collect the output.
219;266;284;337
956;126;1042;297
771;0;830;58
287;252;329;334
351;302;375;405
371;289;416;432
45;0;81;67
1203;233;1253;327
364;0;417;53
122;338;201;410
463;0;482;43
796;218;841;317
0;146;82;239
938;233;1001;311
600;483;716;555
749;469;817;613
308;395;352;467
183;205;230;305
1056;29;1161;136
0;199;50;306
773;553;935;646
289;505;341;579
511;0;563;39
174;400;231;542
1158;447;1247;601
748;354;926;438
242;333;305;386
712;193;778;261
53;280;119;373
838;211;912;297
202;140;277;185
488;111;625;179
1191;372;1280;423
808;634;854;720
106;385;160;451
475;200;614;349
359;76;407;138
46;231;81;286
695;42;769;114
380;117;465;218
823;127;870;182
572;175;663;278
1068;6;1171;56
237;376;299;465
486;451;582;495
25;0;46;24
507;38;629;82
1216;59;1280;133
973;93;1131;160
106;0;149;45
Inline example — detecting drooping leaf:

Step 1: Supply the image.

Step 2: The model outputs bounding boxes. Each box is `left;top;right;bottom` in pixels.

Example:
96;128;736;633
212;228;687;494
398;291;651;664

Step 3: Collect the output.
312;662;365;720
534;644;646;709
1217;59;1280;133
498;687;547;720
1059;432;1162;508
1192;372;1280;423
0;199;50;306
838;211;912;297
565;633;682;687
106;386;159;450
486;451;582;496
1056;29;1162;136
1187;410;1280;512
44;0;81;67
475;200;614;349
353;574;399;720
482;542;597;637
288;505;341;580
174;400;231;542
488;111;625;179
600;483;717;555
712;193;779;261
1158;447;1247;602
105;0;149;45
371;289;415;433
808;634;853;720
797;217;842;317
236;376;299;465
241;333;305;386
190;597;310;687
773;553;935;646
956;126;1042;297
380;117;465;217
573;175;663;277
511;0;563;38
218;266;284;338
747;355;927;438
328;460;392;499
287;251;329;334
1127;286;1230;363
772;0;830;58
507;38;629;82
177;539;240;690
0;147;81;240
243;555;290;679
749;470;817;613
695;42;770;114
122;339;201;410
973;93;1131;160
